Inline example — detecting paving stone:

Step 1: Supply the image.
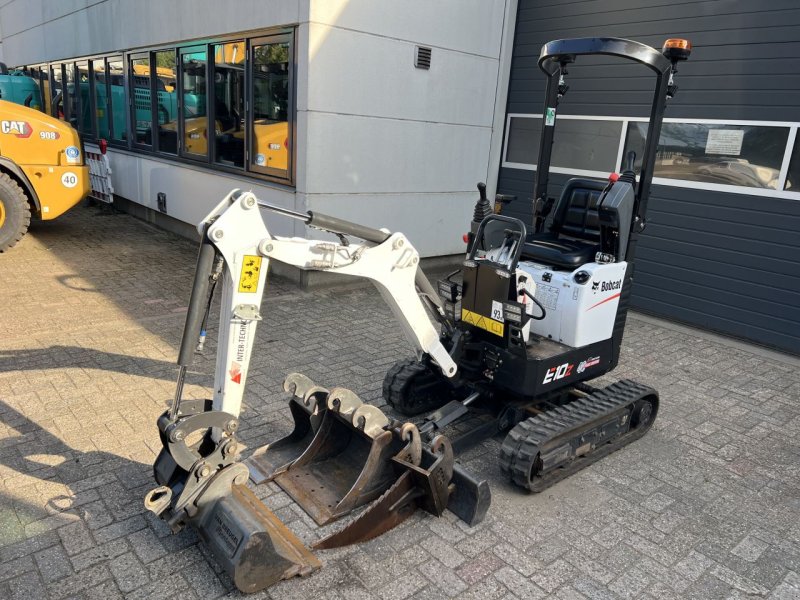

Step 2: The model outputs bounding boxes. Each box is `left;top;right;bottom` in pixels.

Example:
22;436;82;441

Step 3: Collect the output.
34;544;73;584
730;534;770;562
108;552;149;593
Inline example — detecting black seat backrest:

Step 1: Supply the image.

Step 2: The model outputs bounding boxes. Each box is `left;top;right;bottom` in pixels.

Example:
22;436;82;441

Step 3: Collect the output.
549;178;607;242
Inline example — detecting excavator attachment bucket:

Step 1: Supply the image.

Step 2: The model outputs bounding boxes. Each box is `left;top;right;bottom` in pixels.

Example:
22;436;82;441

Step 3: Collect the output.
272;388;403;525
199;484;321;593
313;431;454;549
145;459;320;594
246;373;328;484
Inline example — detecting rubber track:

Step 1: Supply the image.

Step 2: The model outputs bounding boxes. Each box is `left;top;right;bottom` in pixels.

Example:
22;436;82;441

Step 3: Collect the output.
383;358;448;417
499;379;658;492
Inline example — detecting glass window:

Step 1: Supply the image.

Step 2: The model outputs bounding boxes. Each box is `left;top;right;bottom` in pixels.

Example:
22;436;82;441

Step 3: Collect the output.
76;60;92;137
107;56;126;143
130;54;153;146
25;65;46;112
92;58;111;139
504;116;621;173
154;49;177;154
624;122;789;190
64;63;77;129
51;64;65;120
251;38;291;178
784;137;800;191
212;41;245;168
180;48;208;158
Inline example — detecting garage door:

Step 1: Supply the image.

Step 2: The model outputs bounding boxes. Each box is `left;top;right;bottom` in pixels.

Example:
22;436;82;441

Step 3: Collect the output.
496;0;800;354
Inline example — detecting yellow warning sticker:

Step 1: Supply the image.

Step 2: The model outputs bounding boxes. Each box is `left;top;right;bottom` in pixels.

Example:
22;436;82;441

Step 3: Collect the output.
238;255;263;293
461;308;504;337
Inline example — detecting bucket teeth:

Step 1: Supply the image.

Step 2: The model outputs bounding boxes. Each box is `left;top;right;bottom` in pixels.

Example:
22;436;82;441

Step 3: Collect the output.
283;372;329;408
246;374;329;484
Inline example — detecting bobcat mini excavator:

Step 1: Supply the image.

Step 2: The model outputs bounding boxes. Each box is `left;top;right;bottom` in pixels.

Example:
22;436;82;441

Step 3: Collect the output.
145;36;690;594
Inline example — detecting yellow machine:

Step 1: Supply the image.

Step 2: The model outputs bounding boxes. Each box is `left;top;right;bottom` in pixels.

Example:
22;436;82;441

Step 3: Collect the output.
0;99;89;251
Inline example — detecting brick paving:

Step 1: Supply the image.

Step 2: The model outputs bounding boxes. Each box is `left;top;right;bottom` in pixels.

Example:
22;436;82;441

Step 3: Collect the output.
1;204;800;599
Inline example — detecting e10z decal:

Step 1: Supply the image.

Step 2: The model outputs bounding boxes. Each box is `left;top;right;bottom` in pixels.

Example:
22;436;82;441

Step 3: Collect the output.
543;362;573;384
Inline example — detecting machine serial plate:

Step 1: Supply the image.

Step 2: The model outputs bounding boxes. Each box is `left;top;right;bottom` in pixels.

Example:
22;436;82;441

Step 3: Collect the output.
238;255;263;293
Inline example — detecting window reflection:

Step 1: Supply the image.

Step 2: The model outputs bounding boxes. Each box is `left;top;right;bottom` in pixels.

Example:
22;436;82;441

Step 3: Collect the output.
505;117;621;173
784;139;799;191
107;57;126;142
213;42;245;168
153;50;177;154
76;60;92;136
130;55;153;145
180;49;208;158
625;122;789;189
92;59;110;139
251;40;290;175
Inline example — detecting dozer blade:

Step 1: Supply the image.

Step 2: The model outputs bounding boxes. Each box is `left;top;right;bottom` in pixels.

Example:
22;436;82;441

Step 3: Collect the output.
246;373;329;484
198;483;321;593
273;387;401;526
313;432;454;549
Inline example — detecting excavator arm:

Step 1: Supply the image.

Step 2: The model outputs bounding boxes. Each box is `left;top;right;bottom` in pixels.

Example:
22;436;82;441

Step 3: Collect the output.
145;189;488;594
199;189;456;422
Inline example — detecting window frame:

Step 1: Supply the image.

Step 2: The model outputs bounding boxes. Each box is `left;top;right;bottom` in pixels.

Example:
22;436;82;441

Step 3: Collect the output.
502;113;800;200
177;45;210;162
247;33;294;182
32;26;296;188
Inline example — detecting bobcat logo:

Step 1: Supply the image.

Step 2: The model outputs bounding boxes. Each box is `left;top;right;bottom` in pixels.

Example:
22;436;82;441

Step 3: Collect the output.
591;281;600;291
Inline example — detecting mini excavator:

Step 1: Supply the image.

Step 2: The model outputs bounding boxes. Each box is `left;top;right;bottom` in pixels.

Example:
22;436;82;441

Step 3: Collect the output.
145;37;690;593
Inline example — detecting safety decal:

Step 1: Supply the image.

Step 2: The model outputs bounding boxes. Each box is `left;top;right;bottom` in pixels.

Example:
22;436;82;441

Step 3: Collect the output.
65;146;81;162
61;172;78;188
1;120;32;138
229;361;242;384
238;255;262;293
461;308;504;337
255;153;266;166
545;107;556;127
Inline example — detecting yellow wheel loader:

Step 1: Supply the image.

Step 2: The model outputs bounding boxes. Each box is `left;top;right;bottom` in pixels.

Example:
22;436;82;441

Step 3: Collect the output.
0;99;90;251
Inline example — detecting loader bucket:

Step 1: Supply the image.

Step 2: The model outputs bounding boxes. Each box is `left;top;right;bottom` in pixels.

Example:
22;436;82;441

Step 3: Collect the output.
273;387;402;525
246;373;328;484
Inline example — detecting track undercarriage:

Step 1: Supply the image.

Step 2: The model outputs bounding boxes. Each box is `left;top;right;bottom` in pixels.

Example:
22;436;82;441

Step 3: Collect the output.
384;358;659;493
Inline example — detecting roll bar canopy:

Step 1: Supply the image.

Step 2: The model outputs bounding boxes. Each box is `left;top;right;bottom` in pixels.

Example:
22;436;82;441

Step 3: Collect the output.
538;37;672;75
532;37;678;232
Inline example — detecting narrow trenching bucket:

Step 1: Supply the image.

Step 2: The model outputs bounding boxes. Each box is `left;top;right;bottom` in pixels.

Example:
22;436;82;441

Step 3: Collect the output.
246;373;329;485
272;388;402;526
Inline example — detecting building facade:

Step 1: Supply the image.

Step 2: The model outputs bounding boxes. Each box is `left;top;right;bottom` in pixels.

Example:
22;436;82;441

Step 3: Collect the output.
1;0;798;353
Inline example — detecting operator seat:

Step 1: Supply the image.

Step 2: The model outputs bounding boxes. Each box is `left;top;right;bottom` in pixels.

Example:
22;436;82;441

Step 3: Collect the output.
521;178;606;269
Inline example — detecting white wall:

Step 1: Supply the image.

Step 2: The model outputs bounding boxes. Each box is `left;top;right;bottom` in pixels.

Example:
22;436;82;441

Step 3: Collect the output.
0;0;514;257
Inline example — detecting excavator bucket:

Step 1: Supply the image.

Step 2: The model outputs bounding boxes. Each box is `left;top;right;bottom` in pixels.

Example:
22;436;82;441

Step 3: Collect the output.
246;373;328;484
272;388;405;525
313;431;454;549
145;460;320;594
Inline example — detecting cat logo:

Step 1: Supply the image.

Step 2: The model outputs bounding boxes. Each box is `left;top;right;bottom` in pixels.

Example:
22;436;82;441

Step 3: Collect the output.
0;120;33;138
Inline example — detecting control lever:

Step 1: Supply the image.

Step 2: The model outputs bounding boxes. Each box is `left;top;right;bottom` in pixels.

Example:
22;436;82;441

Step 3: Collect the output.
619;151;637;185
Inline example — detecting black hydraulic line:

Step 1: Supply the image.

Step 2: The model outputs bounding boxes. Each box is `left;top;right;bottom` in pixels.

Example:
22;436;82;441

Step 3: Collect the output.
170;233;217;420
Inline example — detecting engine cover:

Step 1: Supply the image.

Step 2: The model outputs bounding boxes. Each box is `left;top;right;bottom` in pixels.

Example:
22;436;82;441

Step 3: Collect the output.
518;260;628;348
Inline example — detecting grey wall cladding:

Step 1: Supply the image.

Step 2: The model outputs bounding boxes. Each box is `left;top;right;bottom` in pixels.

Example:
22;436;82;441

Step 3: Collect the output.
499;0;800;353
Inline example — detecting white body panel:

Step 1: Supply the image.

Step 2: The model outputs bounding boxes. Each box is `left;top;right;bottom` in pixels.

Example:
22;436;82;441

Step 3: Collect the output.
517;261;628;348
